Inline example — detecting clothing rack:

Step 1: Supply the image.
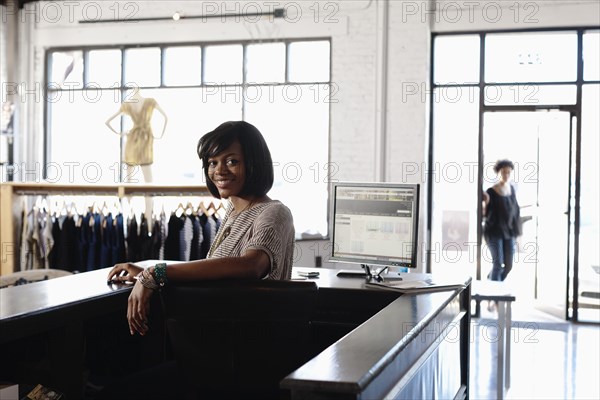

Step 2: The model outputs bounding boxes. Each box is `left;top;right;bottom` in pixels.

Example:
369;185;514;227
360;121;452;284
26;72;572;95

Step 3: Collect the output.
0;182;211;275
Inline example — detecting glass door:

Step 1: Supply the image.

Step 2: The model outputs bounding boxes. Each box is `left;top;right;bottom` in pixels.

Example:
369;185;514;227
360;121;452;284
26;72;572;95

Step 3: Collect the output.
431;29;599;323
483;111;572;318
577;84;600;323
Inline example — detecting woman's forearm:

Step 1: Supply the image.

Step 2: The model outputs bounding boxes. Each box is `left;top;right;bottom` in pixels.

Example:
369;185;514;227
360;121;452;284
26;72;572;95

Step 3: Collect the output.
160;251;270;282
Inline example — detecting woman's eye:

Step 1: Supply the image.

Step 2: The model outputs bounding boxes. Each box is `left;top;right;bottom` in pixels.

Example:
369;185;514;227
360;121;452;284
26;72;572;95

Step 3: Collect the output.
208;160;217;168
226;159;238;166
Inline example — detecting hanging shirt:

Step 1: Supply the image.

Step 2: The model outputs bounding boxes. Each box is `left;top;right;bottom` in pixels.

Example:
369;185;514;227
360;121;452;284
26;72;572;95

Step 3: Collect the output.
199;214;218;260
159;210;168;260
179;215;194;261
151;217;162;260
139;214;153;261
40;209;54;270
189;215;203;261
20;209;33;270
113;213;126;264
58;215;82;272
48;218;61;269
89;213;102;269
127;215;140;262
164;213;184;261
99;213;113;269
30;208;46;270
79;212;92;272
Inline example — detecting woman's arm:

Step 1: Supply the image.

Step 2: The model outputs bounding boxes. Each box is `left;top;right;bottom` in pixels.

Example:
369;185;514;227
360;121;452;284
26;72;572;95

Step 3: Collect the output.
167;249;270;281
109;250;271;335
482;190;490;216
107;249;270;283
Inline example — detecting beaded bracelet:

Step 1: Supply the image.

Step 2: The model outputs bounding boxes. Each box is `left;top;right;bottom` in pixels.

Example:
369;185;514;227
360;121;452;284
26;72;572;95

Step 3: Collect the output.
153;263;168;287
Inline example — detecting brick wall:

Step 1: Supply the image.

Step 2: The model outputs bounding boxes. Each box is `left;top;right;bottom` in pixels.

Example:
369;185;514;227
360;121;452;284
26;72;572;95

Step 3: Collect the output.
9;0;599;271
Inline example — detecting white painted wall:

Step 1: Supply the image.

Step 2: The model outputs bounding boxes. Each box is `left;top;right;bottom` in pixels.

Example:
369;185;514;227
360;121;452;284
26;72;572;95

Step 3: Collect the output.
4;0;598;272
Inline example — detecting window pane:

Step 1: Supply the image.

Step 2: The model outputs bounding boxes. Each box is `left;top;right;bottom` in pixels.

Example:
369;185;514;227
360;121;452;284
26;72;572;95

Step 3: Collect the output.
434;35;480;84
485;32;577;83
49;89;120;184
583;31;600;81
164;46;202;86
579;84;600;322
245;84;330;238
143;87;242;184
88;49;121;88
246;43;285;83
124;47;161;87
484;84;577;106
288;41;330;83
49;51;83;88
204;45;242;84
431;88;479;277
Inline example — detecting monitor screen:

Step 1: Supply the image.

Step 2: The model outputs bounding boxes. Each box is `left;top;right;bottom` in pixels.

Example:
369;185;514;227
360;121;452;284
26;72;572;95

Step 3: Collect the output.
329;182;419;268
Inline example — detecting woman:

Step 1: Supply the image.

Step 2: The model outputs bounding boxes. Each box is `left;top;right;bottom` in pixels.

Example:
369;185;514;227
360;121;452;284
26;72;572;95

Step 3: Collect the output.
483;159;521;282
107;121;295;336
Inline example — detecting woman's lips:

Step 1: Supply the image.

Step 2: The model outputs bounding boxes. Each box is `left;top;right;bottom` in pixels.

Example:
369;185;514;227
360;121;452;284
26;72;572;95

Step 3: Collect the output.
215;179;233;188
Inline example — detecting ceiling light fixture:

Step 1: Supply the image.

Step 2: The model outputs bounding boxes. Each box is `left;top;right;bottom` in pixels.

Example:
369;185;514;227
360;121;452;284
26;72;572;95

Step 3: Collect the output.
79;8;285;24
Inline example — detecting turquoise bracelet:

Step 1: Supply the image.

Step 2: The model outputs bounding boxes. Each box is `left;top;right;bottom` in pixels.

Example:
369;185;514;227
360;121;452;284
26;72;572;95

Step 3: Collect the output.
153;263;168;287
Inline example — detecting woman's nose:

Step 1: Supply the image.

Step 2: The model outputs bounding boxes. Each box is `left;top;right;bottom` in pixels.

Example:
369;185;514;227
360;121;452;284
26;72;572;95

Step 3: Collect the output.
214;162;228;174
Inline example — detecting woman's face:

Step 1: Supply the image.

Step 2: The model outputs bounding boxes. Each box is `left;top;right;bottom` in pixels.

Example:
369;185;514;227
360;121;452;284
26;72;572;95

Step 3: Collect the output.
207;140;246;199
499;166;513;183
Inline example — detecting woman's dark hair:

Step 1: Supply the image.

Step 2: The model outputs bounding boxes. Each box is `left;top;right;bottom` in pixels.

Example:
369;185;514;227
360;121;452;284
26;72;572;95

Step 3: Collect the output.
494;159;515;173
197;121;274;199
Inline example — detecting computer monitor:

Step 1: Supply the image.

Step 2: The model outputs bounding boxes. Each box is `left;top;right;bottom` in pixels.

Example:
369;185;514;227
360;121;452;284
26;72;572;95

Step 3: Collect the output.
329;182;419;269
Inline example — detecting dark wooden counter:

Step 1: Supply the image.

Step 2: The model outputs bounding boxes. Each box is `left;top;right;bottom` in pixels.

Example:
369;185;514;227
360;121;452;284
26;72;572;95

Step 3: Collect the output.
286;268;471;399
0;266;471;400
0;268;131;343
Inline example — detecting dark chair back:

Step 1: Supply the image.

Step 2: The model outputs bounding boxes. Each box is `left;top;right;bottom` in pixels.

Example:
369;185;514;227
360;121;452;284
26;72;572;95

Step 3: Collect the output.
160;279;318;399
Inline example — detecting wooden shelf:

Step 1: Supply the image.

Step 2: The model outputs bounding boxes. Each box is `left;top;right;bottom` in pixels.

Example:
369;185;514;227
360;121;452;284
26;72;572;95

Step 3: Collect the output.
3;182;210;197
0;182;210;275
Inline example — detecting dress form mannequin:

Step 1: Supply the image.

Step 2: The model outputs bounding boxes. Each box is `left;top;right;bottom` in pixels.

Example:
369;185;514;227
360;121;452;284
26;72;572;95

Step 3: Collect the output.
106;87;168;226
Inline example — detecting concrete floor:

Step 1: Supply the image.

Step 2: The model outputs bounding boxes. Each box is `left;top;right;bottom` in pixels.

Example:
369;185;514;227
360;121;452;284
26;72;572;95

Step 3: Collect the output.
470;302;600;400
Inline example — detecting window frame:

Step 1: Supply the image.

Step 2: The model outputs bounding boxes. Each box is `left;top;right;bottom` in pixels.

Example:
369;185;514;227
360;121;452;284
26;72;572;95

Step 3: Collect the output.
44;38;333;239
428;26;600;322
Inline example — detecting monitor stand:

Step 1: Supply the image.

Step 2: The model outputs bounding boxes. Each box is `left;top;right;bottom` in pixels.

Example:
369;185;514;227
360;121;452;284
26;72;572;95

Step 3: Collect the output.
362;264;403;281
336;269;368;278
335;264;405;280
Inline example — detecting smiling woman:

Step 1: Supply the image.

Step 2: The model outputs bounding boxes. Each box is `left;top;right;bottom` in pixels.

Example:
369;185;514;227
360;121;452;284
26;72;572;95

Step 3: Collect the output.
198;121;273;201
107;121;295;337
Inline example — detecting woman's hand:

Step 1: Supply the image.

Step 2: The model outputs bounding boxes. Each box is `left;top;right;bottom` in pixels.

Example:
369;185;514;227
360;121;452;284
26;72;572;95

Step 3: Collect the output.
107;263;143;284
127;280;154;336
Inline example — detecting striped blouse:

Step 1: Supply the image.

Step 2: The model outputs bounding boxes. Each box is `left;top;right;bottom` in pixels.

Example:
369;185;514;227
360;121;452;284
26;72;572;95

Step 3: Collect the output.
207;200;295;280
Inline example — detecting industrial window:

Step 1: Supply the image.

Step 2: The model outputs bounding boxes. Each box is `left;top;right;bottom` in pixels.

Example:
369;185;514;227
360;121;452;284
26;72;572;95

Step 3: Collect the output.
45;39;332;238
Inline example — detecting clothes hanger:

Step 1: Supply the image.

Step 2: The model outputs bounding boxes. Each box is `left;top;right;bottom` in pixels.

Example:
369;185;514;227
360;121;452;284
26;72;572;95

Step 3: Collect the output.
185;201;195;216
113;198;123;215
50;198;59;218
67;201;76;218
214;202;226;219
175;202;186;218
198;201;210;217
60;198;68;217
101;200;109;217
207;201;220;218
